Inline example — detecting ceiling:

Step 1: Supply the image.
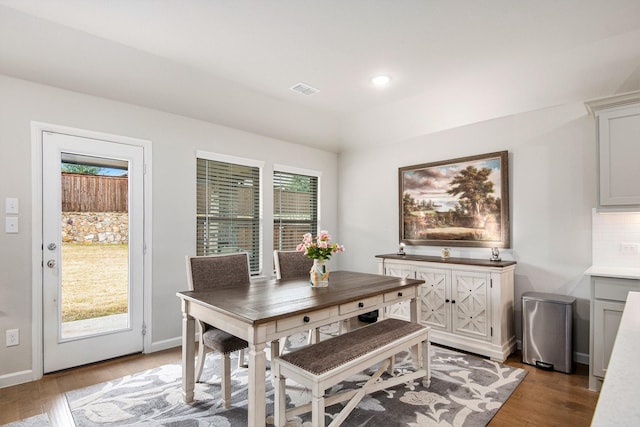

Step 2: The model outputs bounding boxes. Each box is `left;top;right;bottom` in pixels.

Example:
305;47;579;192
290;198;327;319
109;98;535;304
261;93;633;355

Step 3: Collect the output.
1;0;640;152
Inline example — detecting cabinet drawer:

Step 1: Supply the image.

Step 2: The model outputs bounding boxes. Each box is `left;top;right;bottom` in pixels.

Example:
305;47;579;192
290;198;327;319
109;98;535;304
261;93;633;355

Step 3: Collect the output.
339;295;382;315
594;277;640;301
384;287;416;304
383;262;415;278
276;308;333;333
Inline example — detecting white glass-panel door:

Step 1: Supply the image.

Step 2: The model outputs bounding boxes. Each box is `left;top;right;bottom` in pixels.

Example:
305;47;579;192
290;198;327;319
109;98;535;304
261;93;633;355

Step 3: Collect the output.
42;131;144;373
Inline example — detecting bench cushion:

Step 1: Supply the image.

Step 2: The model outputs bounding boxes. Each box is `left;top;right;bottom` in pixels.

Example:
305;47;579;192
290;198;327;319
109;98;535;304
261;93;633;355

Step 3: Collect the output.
278;318;425;375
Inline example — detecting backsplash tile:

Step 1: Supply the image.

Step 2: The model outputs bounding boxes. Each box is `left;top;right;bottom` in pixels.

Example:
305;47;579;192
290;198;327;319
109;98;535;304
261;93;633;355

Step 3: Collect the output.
592;209;640;267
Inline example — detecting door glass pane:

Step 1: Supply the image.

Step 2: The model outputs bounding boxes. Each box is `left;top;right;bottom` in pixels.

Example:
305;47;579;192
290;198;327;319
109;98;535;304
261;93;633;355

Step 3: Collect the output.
59;153;130;340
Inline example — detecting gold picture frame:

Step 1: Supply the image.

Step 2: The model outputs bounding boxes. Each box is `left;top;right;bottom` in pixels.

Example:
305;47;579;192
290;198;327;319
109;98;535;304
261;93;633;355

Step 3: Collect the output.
399;151;510;248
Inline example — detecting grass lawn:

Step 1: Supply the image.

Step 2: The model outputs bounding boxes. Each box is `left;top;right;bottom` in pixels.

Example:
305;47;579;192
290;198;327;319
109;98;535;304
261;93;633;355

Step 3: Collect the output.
61;243;129;322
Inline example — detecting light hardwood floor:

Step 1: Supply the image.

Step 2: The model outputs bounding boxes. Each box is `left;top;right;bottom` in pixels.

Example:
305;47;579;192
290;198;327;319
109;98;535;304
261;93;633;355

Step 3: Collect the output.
0;347;599;426
490;353;598;426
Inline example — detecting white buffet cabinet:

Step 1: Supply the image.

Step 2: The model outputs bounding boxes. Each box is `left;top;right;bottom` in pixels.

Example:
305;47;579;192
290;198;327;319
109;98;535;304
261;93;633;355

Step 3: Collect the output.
376;254;517;361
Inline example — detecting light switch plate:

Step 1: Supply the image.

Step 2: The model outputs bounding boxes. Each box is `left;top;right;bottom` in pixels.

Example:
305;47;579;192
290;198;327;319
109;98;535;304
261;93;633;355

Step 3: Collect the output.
5;217;18;233
5;198;18;214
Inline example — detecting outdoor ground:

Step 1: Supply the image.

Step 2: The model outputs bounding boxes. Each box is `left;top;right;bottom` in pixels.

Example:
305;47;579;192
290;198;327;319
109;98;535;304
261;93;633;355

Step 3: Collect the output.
61;243;128;322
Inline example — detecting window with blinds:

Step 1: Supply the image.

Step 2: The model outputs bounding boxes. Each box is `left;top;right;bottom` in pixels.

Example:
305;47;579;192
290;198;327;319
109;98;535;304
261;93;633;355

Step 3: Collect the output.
273;170;319;251
196;157;261;274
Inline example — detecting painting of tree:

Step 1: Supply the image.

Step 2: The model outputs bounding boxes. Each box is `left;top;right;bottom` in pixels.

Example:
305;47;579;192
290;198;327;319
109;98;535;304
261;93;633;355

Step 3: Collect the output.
399;151;509;248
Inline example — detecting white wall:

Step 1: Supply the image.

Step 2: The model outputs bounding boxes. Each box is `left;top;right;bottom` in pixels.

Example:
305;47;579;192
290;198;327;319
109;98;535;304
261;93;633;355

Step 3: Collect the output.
0;69;605;384
0;74;338;383
337;102;596;358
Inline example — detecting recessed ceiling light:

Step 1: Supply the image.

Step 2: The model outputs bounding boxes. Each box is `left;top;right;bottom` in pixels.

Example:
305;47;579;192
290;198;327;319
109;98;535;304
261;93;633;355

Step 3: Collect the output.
371;75;391;86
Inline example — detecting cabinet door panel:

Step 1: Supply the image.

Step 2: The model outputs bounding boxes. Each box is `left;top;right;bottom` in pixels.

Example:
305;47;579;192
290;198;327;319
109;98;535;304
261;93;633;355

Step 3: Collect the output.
452;271;490;340
593;299;624;378
383;263;414;320
598;105;640;206
416;267;450;330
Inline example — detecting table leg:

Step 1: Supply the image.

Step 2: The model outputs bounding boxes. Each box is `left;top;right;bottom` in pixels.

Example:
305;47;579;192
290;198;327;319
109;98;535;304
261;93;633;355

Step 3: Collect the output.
248;341;267;427
410;287;420;323
181;303;195;403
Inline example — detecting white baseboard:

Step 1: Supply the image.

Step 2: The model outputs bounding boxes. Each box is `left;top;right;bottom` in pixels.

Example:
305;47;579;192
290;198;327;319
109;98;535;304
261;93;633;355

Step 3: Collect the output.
149;331;201;354
0;370;34;389
574;351;589;365
149;336;183;353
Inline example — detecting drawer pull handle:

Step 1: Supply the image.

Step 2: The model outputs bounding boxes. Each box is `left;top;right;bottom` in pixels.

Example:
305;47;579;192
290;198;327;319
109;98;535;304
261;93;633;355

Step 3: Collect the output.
445;299;450;303
303;316;310;323
358;302;364;308
451;300;456;304
397;292;403;297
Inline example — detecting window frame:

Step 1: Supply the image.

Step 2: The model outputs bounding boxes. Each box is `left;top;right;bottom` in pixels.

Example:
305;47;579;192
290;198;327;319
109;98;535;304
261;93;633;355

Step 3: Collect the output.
273;164;321;252
196;150;264;275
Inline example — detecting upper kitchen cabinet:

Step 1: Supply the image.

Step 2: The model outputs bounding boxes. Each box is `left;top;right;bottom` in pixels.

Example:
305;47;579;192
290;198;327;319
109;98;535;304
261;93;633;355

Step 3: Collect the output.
586;91;640;210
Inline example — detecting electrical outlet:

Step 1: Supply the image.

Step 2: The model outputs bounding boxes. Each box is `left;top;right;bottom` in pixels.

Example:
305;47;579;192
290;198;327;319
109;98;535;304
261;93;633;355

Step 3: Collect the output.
620;242;640;256
6;329;19;347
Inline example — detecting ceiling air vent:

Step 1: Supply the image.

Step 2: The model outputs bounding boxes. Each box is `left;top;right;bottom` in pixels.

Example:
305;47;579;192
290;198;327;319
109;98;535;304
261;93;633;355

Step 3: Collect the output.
289;82;319;96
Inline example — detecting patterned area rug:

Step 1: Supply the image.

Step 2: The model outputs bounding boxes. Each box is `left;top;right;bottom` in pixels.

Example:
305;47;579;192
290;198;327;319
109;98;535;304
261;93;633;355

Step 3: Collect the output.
1;413;51;427
66;336;525;426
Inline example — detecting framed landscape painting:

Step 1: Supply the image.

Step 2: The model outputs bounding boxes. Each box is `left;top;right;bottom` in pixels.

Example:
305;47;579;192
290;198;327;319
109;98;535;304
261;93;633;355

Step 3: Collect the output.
399;151;510;248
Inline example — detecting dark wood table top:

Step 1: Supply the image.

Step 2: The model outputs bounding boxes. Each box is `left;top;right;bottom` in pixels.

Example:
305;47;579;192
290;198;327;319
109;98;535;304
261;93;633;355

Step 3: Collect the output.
177;270;424;325
376;253;517;268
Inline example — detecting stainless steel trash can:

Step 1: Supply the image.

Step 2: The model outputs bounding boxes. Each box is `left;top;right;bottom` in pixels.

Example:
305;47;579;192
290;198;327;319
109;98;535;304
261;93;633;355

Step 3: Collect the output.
522;292;575;373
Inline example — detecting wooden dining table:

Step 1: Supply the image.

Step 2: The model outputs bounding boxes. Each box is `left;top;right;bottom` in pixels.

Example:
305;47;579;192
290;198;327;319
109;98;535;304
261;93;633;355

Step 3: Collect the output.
176;270;425;427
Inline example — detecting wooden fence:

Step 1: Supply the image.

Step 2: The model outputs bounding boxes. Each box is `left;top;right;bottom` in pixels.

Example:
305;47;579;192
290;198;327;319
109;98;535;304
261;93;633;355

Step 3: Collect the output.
62;173;128;212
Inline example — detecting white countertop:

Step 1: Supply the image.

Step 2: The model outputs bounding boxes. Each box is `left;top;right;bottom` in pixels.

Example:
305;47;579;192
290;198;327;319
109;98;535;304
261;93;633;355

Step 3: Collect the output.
591;291;640;426
585;266;640;280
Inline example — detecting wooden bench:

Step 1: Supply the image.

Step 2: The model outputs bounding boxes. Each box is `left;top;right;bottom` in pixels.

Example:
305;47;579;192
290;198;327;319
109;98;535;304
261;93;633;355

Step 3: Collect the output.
272;318;430;427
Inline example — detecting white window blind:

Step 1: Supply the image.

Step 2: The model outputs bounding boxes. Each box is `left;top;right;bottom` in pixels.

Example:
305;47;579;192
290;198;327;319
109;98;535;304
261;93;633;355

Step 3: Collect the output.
196;157;261;274
273;170;318;251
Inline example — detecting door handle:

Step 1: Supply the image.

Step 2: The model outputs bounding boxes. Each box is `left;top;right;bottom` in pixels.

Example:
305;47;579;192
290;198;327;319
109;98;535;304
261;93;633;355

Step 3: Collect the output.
46;259;56;268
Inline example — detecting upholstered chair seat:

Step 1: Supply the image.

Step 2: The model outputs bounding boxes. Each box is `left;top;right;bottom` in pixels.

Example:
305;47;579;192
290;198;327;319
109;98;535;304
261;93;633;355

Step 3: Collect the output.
201;326;248;355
